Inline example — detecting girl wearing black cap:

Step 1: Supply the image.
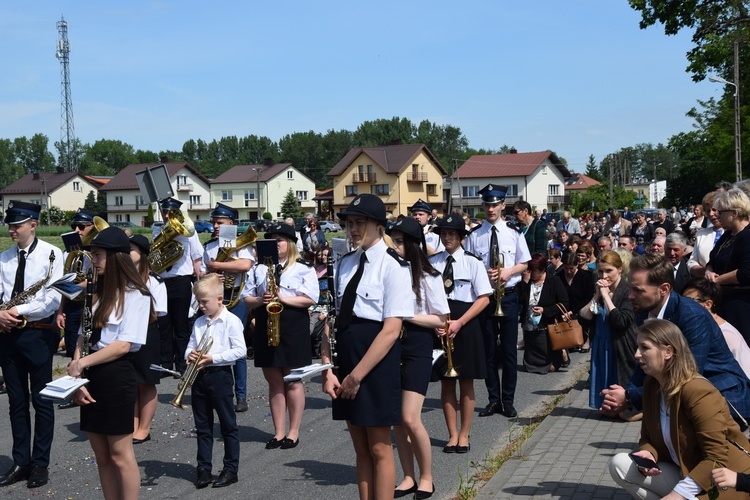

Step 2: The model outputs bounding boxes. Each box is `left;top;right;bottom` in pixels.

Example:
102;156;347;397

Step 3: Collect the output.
67;227;153;500
322;194;413;500
242;224;319;450
129;234;168;444
430;215;493;454
387;218;449;499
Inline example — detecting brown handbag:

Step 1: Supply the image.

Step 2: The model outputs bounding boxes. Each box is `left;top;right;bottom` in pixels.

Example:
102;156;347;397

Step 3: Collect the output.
547;303;584;351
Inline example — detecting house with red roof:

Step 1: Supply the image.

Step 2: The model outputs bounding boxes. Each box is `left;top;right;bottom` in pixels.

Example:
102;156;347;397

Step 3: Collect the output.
564;173;601;192
450;150;571;215
0;168;101;214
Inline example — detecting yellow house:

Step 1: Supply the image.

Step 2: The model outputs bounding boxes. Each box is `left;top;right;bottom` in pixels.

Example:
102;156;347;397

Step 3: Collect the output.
328;143;448;218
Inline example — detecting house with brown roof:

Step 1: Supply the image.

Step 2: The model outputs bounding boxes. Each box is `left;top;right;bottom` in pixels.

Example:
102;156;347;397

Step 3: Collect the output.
564;173;601;192
0;168;101;214
211;161;316;221
328;143;448;217
450;150;571;215
100;161;211;226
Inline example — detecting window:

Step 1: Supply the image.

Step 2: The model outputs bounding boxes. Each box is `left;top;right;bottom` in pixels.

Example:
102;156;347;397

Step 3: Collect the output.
296;191;308;201
190;195;201;206
506;185;519;196
135;195;144;206
370;184;389;196
542;166;548;175
126;214;131;222
221;190;233;202
115;214;123;222
244;189;256;201
177;175;187;186
73;181;81;192
31;199;41;205
462;185;480;198
548;185;560;196
346;185;358;197
115;196;123;206
426;184;437;196
287;171;293;179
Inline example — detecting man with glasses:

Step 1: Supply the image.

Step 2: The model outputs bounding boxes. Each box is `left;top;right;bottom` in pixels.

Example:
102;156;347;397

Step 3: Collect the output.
512;200;546;255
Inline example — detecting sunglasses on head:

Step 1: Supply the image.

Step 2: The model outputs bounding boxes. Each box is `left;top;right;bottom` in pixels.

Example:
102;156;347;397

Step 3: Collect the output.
71;223;91;230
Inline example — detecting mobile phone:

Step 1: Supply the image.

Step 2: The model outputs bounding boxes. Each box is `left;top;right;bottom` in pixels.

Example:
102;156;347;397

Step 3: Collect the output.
629;452;657;470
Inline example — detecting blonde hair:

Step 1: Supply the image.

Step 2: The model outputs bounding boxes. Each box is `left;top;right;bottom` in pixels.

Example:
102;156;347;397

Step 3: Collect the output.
714;188;750;219
638;319;697;405
193;274;223;299
614;247;632;277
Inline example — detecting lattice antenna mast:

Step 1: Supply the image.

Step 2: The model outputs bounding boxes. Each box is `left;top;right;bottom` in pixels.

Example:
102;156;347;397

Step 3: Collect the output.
56;15;77;172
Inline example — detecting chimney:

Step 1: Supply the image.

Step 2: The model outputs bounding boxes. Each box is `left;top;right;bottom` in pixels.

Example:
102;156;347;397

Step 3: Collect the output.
159;156;169;163
56;166;64;174
33;173;40;180
390;139;402;146
263;157;274;167
509;148;517;154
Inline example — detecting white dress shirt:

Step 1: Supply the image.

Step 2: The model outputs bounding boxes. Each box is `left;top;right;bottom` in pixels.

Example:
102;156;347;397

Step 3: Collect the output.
147;275;168;317
425;228;444;254
416;273;451;316
0;238;63;321
201;238;255;292
160;232;203;278
241;259;320;303
185;305;246;366
83;288;150;352
429;248;493;303
465;220;531;288
687;225;723;271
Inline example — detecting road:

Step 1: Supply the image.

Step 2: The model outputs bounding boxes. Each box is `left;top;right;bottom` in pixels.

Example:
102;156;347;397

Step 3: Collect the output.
0;340;589;499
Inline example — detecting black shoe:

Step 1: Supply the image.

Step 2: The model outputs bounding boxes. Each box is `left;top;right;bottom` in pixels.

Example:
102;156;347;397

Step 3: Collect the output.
133;434;151;445
27;467;48;489
265;437;283;449
455;444;471;454
57;400;77;409
280;437;299;449
501;403;517;418
195;469;212;489
415;483;435;500
394;483;418;498
235;400;248;413
212;470;238;488
0;465;30;486
442;444;457;454
478;403;501;417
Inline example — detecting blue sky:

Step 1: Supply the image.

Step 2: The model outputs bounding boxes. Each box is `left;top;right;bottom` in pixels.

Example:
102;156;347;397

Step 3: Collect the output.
0;1;723;173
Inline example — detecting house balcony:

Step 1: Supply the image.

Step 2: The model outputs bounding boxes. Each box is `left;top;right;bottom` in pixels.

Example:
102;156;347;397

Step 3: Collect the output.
459;195;522;208
547;195;570;205
189;203;210;211
352;173;376;183
406;172;428;183
108;204;150;212
177;184;194;192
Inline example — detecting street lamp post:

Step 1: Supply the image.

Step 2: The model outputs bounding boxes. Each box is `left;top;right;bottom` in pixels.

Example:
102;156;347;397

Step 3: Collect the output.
709;40;742;181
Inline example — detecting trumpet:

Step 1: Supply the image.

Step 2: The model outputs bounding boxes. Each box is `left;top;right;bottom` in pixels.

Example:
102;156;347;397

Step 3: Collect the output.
492;247;506;317
439;314;459;378
171;321;213;410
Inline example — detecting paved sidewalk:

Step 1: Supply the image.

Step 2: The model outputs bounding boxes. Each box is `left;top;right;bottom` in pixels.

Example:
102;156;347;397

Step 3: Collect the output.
477;380;640;499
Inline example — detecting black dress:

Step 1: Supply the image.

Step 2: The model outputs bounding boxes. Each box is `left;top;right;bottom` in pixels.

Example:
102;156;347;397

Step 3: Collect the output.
561;268;596;344
708;225;750;345
132;321;161;385
253;305;312;368
401;324;434;395
432;300;486;380
517;275;569;374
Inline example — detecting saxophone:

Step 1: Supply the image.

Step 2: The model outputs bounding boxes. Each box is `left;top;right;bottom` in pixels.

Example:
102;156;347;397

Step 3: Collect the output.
214;226;257;309
64;217;108;302
264;257;283;347
149;208;196;274
79;267;95;358
0;250;56;330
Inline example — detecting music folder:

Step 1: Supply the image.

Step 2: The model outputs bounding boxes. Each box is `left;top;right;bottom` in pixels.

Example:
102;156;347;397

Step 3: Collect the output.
40;376;89;401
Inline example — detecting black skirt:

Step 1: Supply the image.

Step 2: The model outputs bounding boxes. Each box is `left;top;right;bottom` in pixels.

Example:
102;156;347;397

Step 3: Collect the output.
132;321;161;385
332;317;401;427
522;328;563;374
253;304;312;368
432;300;486;380
401;324;434;396
81;355;137;435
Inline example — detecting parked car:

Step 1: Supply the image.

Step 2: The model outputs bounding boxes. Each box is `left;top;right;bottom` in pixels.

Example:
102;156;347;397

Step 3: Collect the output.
319;221;342;233
251;219;273;232
237;220;251;235
111;221;137;228
194;220;213;233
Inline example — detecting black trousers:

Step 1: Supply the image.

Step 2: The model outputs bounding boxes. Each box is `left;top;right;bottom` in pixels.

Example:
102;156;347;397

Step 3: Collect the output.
191;367;239;474
482;287;520;407
0;325;57;468
63;301;83;359
162;275;193;372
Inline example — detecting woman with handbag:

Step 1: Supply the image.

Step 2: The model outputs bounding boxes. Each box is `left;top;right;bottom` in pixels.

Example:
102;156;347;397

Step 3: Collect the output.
560;253;596;353
579;250;637;418
517;253;570;374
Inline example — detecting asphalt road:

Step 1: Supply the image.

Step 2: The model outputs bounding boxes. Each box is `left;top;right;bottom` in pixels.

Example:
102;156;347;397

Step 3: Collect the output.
0;335;589;499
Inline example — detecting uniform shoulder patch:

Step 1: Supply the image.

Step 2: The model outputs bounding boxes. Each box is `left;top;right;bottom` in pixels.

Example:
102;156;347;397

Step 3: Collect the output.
507;221;522;233
149;271;164;283
296;257;313;267
203;237;218;249
464;251;482;261
386;247;409;267
428;252;441;261
468;224;482;234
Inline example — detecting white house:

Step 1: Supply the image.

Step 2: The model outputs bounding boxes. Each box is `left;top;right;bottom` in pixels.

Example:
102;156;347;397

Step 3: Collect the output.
100;161;211;226
0;168;102;214
450;150;571;216
210;161;317;221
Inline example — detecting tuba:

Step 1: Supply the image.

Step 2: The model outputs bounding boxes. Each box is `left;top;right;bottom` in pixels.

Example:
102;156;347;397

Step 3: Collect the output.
264;257;283;347
171;320;213;410
214;226;258;309
149;208;196;274
64;216;108;292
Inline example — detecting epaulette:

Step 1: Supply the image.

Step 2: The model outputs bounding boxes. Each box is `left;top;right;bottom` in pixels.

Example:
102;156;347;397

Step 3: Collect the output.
464;251;482;261
428;252;441;261
341;249;358;260
507;221;522;233
148;271;164;283
386;247;410;267
296;257;313;267
468;224;482;234
203;237;218;249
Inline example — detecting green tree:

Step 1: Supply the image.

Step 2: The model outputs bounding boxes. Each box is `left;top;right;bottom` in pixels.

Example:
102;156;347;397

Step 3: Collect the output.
0;139;25;189
584;154;603;182
14;134;56;173
81;139;137;174
280;188;302;220
568;184;640;215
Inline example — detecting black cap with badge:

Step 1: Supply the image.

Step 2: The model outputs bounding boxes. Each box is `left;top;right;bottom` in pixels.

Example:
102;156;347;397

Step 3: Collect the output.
338;194;387;226
478;184;507;204
5;200;41;224
89;226;131;253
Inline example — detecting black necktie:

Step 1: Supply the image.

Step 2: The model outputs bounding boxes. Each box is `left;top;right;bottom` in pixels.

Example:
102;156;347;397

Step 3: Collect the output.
336;252;367;331
12;250;26;299
490;226;499;268
274;264;283;283
443;255;455;295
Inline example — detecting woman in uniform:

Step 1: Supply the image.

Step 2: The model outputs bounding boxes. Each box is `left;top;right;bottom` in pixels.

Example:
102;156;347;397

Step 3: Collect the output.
430;215;492;455
67;226;152;500
321;194;413;500
387;217;449;499
128;234;168;444
242;224;319;449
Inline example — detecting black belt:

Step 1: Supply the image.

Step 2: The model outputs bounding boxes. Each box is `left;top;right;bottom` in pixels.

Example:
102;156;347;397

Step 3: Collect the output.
201;365;232;373
504;284;517;293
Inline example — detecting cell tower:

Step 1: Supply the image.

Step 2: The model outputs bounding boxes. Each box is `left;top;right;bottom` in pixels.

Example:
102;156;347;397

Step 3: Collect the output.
56;15;77;172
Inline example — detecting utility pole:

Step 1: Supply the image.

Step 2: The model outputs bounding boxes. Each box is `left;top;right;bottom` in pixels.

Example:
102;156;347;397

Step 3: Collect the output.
609;155;614;210
734;40;742;181
56;16;77;172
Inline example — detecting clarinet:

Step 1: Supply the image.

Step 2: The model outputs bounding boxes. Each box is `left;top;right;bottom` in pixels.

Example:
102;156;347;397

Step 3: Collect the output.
79;267;94;359
325;251;338;369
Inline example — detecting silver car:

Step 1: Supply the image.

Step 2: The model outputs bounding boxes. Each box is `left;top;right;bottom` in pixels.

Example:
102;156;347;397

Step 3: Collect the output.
319;221;342;233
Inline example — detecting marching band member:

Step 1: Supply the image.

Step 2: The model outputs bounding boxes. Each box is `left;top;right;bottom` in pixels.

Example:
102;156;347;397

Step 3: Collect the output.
387;217;449;499
411;199;443;255
242;224;318;450
156;198;202;375
465;184;530;419
67;226;151;500
128;234;168;444
201;203;254;413
430;215;492;456
0;201;63;488
322;194;413;500
187;275;246;489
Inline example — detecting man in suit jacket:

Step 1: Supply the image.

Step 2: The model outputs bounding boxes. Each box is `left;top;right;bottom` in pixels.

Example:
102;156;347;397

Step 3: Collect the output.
602;210;632;244
556;211;581;235
665;232;692;294
652;208;675;234
599;253;750;422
